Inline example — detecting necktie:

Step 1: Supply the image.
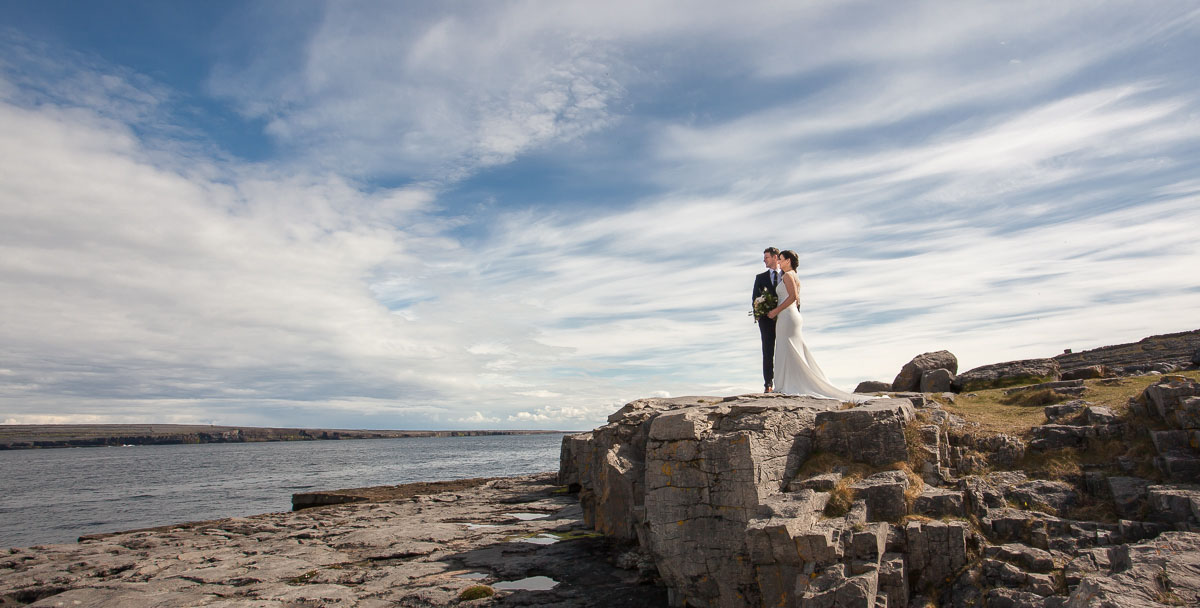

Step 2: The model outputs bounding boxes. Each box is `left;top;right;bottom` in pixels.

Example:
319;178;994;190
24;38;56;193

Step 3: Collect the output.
771;270;777;285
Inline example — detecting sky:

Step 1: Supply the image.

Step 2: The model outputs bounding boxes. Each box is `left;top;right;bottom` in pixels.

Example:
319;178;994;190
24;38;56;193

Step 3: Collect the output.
1;1;1198;431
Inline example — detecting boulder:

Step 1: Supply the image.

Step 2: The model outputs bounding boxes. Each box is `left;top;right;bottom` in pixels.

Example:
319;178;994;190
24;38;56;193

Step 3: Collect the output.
1062;365;1106;380
919;368;955;393
1044;401;1087;424
954;358;1061;392
892;351;958;392
1084;406;1119;426
1141;378;1200;425
854;380;892;393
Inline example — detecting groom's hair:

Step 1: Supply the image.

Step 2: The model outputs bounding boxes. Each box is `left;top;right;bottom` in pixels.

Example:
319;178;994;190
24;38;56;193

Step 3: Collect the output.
763;247;780;256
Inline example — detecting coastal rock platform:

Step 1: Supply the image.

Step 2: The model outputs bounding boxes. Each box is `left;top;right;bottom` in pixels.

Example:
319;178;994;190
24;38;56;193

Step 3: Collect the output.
0;473;665;607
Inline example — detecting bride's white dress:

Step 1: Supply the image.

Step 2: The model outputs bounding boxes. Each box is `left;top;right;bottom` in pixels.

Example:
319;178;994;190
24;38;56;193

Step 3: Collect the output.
773;273;874;403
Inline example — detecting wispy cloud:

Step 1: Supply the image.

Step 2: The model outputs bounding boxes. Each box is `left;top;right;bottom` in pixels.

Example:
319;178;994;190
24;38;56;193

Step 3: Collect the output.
1;3;1199;430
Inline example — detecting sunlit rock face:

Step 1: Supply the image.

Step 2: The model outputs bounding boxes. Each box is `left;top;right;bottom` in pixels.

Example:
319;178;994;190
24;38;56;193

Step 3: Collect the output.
561;394;916;607
561;377;1200;607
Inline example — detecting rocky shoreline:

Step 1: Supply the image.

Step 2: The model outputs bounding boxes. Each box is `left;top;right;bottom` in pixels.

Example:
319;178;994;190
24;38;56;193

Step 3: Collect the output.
5;330;1200;607
0;473;663;607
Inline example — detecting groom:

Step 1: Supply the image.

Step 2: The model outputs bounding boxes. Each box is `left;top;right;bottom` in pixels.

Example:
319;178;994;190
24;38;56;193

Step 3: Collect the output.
753;247;781;393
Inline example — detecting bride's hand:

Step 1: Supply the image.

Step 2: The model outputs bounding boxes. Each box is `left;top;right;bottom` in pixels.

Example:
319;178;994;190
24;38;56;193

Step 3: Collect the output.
767;309;778;319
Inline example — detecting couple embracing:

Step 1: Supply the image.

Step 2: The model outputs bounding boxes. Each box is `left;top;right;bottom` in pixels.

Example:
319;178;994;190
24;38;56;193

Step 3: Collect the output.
753;247;873;403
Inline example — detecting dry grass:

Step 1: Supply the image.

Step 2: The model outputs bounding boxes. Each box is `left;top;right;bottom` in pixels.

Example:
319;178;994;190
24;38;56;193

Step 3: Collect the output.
1017;448;1084;480
1001;388;1070;408
941;369;1200;437
1068;495;1119;523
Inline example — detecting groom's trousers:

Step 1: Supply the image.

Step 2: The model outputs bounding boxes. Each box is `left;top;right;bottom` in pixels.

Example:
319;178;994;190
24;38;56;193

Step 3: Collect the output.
758;316;777;389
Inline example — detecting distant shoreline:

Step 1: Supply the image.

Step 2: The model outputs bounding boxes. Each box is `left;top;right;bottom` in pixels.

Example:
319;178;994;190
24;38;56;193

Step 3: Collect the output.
0;423;567;450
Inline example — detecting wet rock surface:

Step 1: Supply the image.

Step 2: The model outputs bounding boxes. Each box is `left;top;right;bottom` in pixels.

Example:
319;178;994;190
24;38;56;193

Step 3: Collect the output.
0;473;668;607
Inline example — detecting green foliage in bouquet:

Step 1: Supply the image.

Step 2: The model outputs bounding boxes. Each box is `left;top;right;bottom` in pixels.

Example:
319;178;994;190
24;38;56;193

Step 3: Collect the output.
750;287;778;322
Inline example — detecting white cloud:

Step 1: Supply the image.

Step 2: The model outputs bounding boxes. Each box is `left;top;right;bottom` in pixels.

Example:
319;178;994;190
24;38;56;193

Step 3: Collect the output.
2;3;1199;432
457;411;501;425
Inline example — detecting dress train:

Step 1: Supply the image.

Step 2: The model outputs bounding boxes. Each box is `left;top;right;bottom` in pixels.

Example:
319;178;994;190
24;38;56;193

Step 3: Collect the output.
772;276;874;403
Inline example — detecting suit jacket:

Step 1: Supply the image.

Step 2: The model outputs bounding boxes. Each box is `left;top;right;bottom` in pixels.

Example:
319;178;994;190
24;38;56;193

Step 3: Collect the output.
753;269;778;306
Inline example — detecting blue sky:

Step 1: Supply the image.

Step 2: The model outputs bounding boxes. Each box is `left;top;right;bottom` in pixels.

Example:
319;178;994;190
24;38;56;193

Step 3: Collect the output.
1;2;1198;431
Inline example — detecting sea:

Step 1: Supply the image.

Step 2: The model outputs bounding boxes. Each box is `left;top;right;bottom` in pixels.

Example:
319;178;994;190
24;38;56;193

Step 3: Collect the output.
0;433;568;550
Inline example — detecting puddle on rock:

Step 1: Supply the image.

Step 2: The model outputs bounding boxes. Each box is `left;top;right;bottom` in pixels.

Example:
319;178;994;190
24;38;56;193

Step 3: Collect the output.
515;534;560;545
494;576;559;591
456;571;488;580
505;512;550;521
463;523;499;530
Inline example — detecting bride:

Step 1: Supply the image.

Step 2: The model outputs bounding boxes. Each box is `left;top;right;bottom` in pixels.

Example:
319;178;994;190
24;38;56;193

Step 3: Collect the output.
766;250;875;403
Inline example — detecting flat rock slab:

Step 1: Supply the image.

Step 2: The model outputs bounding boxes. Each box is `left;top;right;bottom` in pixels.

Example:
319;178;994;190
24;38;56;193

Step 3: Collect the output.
0;473;667;607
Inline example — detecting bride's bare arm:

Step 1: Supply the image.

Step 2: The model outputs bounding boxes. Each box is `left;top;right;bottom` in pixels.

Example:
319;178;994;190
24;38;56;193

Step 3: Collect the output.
767;273;798;319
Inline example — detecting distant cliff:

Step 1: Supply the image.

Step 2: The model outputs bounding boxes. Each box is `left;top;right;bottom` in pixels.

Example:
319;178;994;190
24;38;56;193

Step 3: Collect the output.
0;424;561;450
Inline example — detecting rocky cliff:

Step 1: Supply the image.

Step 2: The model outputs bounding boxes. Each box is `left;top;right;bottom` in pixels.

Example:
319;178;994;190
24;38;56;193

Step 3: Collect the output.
560;373;1200;607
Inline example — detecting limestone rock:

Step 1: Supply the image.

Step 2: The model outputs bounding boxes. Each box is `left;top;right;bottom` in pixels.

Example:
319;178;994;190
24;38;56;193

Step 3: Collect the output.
1044;401;1087;423
1062;364;1107;380
1005;379;1084;395
983;543;1055;573
1066;532;1200;607
1146;485;1200;525
919;368;955;393
913;487;965;519
0;473;669;608
850;471;910;522
892;351;958;392
813;400;914;466
1085;406;1118;426
905;520;969;589
1141;378;1200;427
1107;476;1151;519
954;358;1061;392
854;380;892;393
1005;479;1078;516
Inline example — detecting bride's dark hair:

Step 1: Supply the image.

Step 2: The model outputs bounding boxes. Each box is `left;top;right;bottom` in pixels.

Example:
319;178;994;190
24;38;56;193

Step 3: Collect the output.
779;250;799;269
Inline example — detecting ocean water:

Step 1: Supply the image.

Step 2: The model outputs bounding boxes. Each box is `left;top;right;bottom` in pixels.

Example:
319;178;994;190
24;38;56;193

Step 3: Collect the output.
0;433;567;550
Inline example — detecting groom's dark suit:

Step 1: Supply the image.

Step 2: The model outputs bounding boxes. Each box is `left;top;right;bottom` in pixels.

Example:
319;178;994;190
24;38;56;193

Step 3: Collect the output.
753;269;779;391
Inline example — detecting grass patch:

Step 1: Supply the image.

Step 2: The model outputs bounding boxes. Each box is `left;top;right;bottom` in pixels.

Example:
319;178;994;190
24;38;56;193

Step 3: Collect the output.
1002;389;1069;407
942;370;1200;437
459;585;495;600
1018;448;1083;480
1081;370;1200;415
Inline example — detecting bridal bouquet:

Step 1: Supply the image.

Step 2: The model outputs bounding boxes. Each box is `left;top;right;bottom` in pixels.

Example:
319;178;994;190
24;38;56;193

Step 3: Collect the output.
750;287;778;322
